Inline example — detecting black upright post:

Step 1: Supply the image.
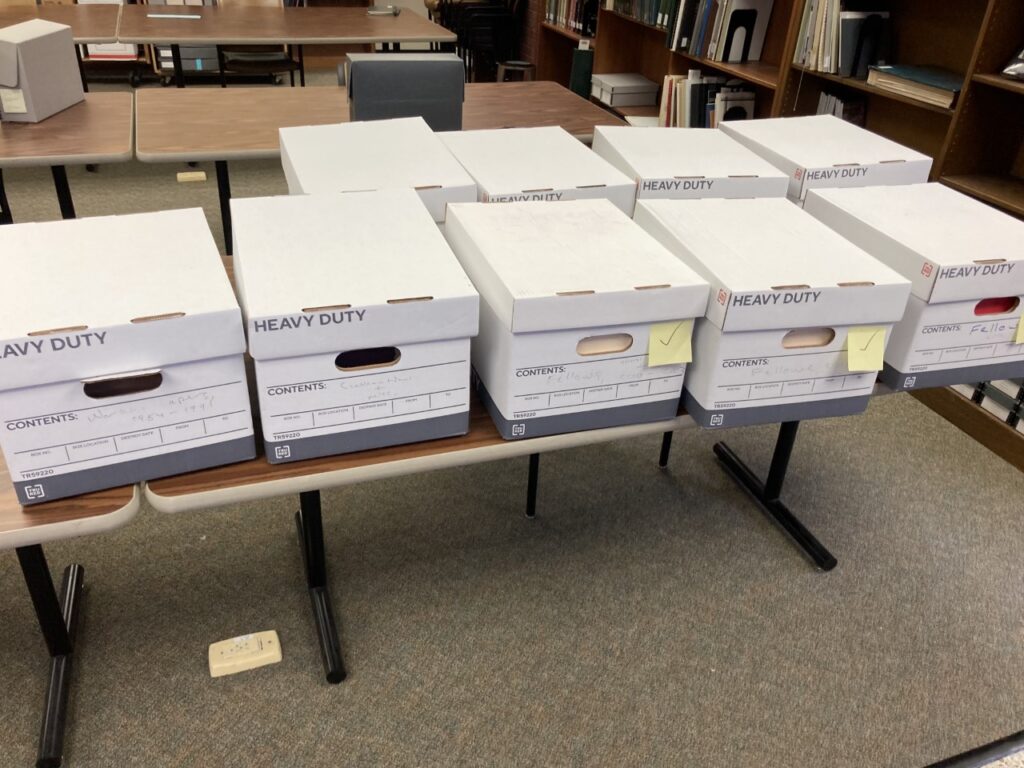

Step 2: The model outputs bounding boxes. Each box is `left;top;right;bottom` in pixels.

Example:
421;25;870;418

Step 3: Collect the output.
171;44;185;87
525;453;540;518
50;167;76;220
658;431;673;468
214;161;232;255
0;169;13;225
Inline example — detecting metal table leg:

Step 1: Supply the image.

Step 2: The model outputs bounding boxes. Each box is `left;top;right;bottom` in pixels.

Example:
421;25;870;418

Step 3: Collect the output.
294;490;345;683
76;45;89;93
16;545;85;768
50;167;76;220
658;431;673;468
713;421;838;571
214;160;232;255
525;453;540;518
0;169;13;225
171;44;185;88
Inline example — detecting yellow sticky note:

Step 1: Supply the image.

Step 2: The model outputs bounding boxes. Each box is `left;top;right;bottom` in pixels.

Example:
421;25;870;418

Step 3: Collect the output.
1015;315;1024;344
648;319;693;366
847;326;886;372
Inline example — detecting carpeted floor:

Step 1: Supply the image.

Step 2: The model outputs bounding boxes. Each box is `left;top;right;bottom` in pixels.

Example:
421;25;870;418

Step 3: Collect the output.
2;86;1024;768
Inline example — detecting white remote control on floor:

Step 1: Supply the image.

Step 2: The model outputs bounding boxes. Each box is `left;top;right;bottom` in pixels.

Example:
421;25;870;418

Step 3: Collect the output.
208;631;282;678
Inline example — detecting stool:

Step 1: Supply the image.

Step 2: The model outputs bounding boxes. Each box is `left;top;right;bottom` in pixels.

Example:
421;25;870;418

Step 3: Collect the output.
496;60;535;82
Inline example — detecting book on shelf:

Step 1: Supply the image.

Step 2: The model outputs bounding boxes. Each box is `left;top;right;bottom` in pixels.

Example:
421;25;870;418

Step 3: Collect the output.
656;69;755;126
815;90;865;125
794;0;890;78
547;0;596;34
662;0;772;62
866;64;962;108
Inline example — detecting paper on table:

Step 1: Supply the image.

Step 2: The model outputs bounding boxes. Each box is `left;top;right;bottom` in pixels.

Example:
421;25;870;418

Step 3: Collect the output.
1015;316;1024;344
648;319;693;366
0;88;27;114
847;326;886;372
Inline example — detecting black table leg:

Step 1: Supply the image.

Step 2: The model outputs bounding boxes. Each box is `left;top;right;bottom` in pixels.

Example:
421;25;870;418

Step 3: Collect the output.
76;46;89;93
50;167;76;220
171;44;185;88
525;453;540;518
0;169;13;225
658;431;673;468
295;490;346;684
214;160;232;255
713;421;838;571
16;545;85;768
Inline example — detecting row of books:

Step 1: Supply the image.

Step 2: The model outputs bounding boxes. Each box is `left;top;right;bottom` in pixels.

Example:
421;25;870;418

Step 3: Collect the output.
953;380;1024;430
665;0;773;63
657;69;754;127
609;0;674;29
815;90;865;126
546;0;598;36
793;1;890;78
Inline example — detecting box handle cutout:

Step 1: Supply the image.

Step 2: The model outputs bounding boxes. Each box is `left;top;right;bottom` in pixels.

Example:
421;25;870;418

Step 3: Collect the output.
673;175;705;179
131;312;185;324
414;185;442;191
880;159;906;164
635;284;670;291
771;284;810;290
523;187;554;193
576;184;608;189
782;328;835;348
28;325;88;337
83;370;163;399
973;259;1006;265
832;163;860;167
336;346;401;371
975;297;1020;316
837;281;875;288
556;290;595;296
728;175;757;178
577;333;633;356
387;296;433;304
303;304;351;313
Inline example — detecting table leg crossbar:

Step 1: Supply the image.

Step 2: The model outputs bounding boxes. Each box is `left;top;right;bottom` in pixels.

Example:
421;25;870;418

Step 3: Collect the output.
713;421;838;571
294;490;346;684
16;545;85;768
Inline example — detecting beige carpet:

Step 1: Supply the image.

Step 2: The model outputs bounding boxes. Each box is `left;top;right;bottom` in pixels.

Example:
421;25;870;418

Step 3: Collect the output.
2;83;1024;768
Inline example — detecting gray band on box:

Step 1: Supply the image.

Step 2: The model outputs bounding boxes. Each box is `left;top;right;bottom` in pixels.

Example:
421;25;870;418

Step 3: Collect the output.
14;435;256;506
683;390;871;429
477;380;679;440
263;411;469;463
881;360;1024;392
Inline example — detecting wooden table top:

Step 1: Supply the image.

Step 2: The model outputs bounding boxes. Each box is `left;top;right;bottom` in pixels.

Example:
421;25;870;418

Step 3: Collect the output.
0;4;120;44
117;4;456;45
0;92;134;168
135;82;626;162
0;452;139;552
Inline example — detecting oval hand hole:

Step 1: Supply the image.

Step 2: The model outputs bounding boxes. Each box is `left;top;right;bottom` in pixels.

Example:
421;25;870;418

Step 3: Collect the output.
83;371;163;399
771;284;810;291
974;259;1007;265
303;304;350;313
577;333;633;356
837;281;875;288
131;312;185;324
975;296;1020;316
386;296;433;304
556;289;595;296
635;284;670;291
335;346;401;371
28;325;88;337
782;328;835;349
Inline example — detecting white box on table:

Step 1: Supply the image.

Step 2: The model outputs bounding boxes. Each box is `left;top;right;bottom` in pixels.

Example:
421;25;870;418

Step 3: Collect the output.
592;126;789;202
279;116;477;223
804;183;1024;392
590;73;658;108
444;199;710;440
719;114;932;205
439;126;637;215
0;19;83;123
634;198;912;428
231;189;479;463
0;209;255;505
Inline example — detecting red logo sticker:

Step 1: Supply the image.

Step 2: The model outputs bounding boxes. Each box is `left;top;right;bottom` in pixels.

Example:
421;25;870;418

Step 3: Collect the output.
717;289;728;305
794;168;804;180
921;262;933;277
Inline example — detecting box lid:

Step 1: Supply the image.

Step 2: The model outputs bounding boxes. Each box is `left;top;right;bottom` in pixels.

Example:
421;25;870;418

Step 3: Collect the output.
591;73;658;93
230;189;479;360
278;116;476;197
592;126;789;185
634;198;911;332
720;114;930;171
805;183;1024;303
0;209;243;391
443;199;709;334
439;126;635;200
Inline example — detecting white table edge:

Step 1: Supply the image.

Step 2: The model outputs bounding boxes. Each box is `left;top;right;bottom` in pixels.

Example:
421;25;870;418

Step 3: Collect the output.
0;485;142;552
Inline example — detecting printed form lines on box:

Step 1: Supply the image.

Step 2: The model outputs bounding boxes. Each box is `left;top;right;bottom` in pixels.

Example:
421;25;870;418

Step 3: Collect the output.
519;373;684;399
268;360;467;391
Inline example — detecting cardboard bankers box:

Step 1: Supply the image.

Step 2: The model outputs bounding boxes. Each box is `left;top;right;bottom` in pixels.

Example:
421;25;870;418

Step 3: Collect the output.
0;210;255;505
635;198;911;428
805;183;1024;391
279;116;477;223
720;115;931;204
0;19;84;123
444;200;710;440
439;126;637;214
592;126;789;202
231;189;479;463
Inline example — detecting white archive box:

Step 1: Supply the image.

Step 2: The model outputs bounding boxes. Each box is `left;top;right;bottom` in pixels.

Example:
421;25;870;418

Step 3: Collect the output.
591;126;789;201
0;209;255;505
439;126;637;214
719;115;932;204
278;116;477;223
590;73;658;108
444;199;710;440
231;189;479;463
635;198;912;429
805;183;1024;392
